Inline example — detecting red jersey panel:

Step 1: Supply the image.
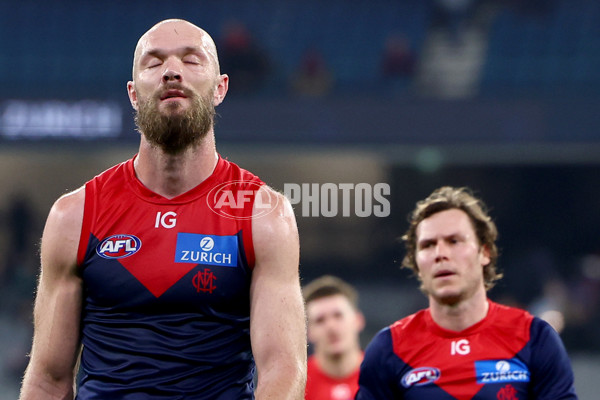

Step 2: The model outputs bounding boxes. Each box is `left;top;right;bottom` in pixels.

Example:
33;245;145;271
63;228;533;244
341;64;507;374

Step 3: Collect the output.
75;155;264;399
390;301;531;400
305;355;361;400
357;301;577;400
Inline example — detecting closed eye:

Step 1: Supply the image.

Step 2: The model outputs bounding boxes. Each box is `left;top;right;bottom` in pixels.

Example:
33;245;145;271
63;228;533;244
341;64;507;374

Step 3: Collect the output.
143;56;163;69
183;54;203;65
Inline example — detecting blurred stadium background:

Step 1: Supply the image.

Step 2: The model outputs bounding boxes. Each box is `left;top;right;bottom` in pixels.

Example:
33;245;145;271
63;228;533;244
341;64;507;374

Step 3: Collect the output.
1;0;599;398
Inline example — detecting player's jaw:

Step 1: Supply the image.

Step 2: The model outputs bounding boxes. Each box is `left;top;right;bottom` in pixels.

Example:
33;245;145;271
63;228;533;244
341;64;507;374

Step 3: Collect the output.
426;268;484;306
134;87;216;155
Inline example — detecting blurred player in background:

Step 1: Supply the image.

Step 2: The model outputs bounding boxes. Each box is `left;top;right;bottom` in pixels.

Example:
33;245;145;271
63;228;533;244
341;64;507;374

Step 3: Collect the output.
19;19;306;399
303;275;365;400
357;186;577;399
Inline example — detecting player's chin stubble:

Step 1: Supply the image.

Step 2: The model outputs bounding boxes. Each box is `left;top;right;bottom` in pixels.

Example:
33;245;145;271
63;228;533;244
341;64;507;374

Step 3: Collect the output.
135;91;216;155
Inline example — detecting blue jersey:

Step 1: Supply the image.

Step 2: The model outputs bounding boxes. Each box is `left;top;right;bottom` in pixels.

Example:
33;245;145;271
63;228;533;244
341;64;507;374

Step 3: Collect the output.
75;155;264;399
357;301;577;400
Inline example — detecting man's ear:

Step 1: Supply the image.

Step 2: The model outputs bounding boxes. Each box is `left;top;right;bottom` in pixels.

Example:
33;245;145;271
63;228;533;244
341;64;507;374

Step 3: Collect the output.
306;322;316;345
127;81;138;110
355;311;366;333
214;74;229;106
480;244;491;267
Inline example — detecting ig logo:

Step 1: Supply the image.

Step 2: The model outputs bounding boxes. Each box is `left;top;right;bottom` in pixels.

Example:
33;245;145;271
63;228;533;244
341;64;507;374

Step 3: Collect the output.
155;211;177;229
451;339;470;355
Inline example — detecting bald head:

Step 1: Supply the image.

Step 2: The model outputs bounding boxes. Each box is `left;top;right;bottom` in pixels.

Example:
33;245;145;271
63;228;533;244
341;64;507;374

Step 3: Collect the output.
132;19;220;79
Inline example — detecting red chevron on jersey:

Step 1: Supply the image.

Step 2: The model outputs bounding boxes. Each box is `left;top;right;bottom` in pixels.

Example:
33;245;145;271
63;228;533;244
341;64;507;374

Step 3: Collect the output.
390;301;532;400
358;301;577;399
77;155;263;298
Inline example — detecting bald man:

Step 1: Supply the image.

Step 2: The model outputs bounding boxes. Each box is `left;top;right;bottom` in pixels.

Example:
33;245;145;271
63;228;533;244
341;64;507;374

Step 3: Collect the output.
19;19;306;400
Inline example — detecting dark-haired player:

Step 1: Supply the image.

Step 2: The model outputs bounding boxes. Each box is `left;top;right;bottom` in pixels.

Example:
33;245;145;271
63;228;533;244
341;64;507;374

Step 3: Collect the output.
303;275;365;400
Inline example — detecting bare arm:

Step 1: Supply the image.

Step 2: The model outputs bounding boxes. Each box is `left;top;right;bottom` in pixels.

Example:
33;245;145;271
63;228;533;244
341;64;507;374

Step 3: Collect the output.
19;188;85;400
250;187;307;400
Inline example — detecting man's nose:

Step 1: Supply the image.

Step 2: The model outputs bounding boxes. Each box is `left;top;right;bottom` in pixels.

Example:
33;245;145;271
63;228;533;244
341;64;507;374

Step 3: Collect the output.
162;59;183;82
434;242;449;262
163;70;182;82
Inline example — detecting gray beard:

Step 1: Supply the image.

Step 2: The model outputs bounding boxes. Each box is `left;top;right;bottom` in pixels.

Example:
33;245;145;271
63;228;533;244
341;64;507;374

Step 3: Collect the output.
135;91;216;155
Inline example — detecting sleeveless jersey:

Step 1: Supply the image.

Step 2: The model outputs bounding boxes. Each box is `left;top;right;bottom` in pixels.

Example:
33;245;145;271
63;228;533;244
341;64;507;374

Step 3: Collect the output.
75;155;264;399
357;301;577;400
305;354;361;400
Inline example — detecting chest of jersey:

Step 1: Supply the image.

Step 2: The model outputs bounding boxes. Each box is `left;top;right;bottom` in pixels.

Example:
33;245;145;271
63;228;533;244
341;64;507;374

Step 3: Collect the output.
392;307;532;400
306;357;360;400
83;202;251;314
78;158;258;315
399;336;530;399
75;157;261;398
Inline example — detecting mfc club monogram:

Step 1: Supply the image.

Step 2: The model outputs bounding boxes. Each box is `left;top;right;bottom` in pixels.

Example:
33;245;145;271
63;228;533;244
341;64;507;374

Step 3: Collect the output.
193;269;217;294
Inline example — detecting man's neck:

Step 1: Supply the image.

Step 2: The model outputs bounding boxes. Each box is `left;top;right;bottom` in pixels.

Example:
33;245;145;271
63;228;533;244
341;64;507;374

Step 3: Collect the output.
315;347;362;379
134;133;219;199
429;289;490;332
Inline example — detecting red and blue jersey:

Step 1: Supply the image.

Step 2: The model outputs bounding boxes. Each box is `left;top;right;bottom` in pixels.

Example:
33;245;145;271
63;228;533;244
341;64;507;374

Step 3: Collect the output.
357;301;577;400
305;354;361;400
75;155;264;399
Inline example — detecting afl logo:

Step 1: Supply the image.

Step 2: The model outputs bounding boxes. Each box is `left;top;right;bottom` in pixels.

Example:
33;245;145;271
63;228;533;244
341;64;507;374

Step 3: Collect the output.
96;234;142;259
401;367;441;388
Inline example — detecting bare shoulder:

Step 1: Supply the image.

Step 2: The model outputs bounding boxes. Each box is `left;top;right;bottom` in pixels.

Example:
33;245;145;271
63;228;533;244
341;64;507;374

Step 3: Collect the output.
42;186;86;275
50;186;85;221
45;187;85;238
252;185;298;250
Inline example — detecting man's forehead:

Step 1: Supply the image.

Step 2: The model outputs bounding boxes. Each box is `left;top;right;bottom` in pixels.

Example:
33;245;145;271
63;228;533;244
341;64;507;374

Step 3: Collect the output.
417;209;473;239
136;21;217;60
307;294;353;315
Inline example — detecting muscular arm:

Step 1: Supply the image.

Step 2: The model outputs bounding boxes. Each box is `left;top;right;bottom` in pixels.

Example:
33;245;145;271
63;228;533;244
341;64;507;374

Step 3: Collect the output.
19;188;85;400
250;187;307;400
